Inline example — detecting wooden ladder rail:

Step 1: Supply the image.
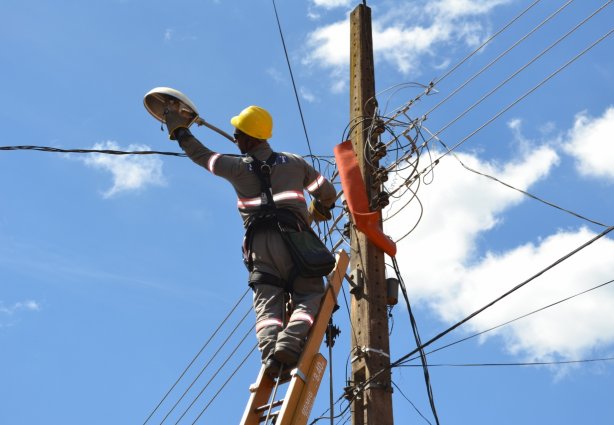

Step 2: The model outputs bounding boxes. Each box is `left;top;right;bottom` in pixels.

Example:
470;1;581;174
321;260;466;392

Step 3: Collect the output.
240;249;350;425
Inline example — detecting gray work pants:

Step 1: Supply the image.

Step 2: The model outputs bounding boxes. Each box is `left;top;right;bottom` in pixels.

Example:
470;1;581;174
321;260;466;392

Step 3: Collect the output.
249;226;325;363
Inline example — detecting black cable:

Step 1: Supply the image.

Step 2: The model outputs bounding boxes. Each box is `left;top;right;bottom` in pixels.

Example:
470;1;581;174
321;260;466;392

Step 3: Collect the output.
159;307;252;424
426;1;612;148
424;0;576;117
142;288;250;425
190;343;259;425
0;145;187;157
419;26;614;178
335;226;614;415
433;0;543;86
428;132;611;228
398;357;614;368
173;326;254;425
391;381;433;425
410;278;614;363
271;0;317;168
392;257;440;425
391;225;614;368
382;0;544;120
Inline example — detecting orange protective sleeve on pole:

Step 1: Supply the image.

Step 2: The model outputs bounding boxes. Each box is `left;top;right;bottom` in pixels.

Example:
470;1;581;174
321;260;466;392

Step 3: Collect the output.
334;140;397;257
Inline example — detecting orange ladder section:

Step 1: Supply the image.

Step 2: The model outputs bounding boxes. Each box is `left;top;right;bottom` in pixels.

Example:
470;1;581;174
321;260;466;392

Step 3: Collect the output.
240;249;349;425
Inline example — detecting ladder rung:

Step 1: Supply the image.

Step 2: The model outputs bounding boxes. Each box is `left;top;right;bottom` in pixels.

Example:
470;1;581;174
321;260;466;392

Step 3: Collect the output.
257;410;279;423
255;399;284;414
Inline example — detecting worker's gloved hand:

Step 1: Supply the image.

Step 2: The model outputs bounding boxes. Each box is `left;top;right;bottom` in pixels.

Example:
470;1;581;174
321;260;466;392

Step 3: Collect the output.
309;199;333;222
164;107;193;140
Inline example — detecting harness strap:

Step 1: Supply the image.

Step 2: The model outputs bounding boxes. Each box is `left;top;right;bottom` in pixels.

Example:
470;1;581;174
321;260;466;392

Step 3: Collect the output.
243;152;302;293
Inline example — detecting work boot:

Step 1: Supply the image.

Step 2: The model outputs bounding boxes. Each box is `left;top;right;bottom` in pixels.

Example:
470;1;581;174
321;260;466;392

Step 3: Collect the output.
264;357;290;381
273;346;301;368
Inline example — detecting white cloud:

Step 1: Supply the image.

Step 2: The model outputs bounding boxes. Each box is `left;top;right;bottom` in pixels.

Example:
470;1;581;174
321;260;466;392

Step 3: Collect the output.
78;141;166;198
457;228;614;362
312;0;352;9
563;106;614;182
266;67;286;84
384;141;614;363
0;300;41;315
304;0;509;82
164;28;173;42
300;86;318;103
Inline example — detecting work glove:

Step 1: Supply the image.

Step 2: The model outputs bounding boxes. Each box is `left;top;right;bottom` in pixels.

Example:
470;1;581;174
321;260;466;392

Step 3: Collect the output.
164;107;194;140
309;199;333;222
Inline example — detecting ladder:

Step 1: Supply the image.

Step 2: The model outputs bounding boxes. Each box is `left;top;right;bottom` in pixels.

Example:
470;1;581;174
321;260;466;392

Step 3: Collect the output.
240;250;349;425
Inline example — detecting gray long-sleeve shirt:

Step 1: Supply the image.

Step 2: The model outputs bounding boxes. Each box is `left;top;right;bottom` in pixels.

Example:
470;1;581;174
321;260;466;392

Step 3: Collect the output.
177;134;336;228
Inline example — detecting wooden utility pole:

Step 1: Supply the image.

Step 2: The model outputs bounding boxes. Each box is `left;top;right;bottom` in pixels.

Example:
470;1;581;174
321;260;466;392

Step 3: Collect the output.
348;4;394;425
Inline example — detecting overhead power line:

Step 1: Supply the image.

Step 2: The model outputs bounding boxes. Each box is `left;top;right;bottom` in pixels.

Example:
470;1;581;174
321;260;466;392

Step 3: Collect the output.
384;0;544;122
421;128;612;228
434;0;544;86
423;0;577;118
271;0;316;164
399;357;614;368
392;257;440;425
333;226;614;420
426;0;612;148
0;145;187;156
391;225;614;368
410;278;614;362
419;25;614;179
142;289;250;425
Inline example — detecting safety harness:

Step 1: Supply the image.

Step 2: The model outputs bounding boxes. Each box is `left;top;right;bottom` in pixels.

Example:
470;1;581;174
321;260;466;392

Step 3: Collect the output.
243;152;304;292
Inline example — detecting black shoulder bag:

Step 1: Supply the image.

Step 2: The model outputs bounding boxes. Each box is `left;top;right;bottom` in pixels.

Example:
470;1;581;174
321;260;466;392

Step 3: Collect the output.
247;153;335;278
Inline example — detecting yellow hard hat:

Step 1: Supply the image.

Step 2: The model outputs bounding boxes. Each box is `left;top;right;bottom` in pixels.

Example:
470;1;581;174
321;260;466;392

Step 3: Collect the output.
230;106;273;140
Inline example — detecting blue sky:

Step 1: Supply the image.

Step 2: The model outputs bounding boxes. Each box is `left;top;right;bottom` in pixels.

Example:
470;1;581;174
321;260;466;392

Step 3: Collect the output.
1;1;613;424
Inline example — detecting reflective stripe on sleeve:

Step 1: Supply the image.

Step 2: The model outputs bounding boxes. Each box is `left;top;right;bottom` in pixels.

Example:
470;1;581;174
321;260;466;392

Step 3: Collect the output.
289;311;314;326
207;153;221;174
306;174;325;193
255;318;283;333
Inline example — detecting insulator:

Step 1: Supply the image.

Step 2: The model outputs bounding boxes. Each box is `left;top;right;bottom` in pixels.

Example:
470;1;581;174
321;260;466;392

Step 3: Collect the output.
343;222;351;238
376;192;390;209
372;167;389;187
373;118;385;135
371;141;387;160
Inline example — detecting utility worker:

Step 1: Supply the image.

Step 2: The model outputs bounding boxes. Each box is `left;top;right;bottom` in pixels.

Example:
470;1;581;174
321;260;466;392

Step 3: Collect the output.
164;105;336;377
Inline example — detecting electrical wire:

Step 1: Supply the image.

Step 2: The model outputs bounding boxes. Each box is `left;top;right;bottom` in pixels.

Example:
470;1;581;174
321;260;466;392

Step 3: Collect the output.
398;357;614;368
190;343;259;425
383;0;544;121
419;26;614;179
392;257;440;425
424;0;612;149
391;225;614;368
423;0;577;118
173;326;254;424
433;0;544;86
159;307;253;424
271;0;317;167
0;145;186;157
332;226;614;420
142;288;250;425
425;128;611;228
391;381;433;425
410;278;614;363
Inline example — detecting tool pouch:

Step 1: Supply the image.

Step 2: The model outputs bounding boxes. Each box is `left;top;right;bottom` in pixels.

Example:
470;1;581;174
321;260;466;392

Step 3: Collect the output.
278;223;335;278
